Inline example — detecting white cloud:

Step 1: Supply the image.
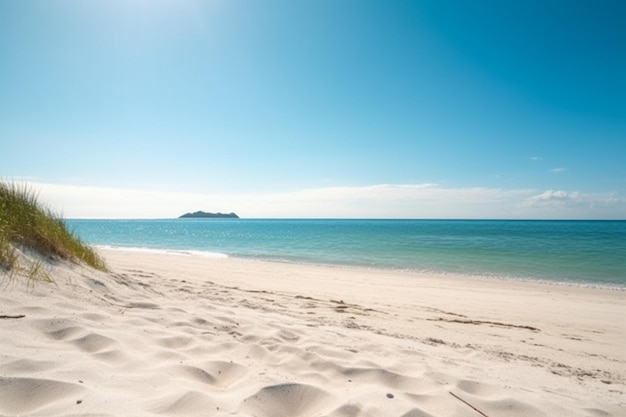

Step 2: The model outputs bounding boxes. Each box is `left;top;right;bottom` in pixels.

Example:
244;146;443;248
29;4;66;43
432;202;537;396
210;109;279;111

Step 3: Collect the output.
530;156;543;161
526;190;582;205
524;190;626;218
12;181;626;219
255;184;534;218
550;167;568;173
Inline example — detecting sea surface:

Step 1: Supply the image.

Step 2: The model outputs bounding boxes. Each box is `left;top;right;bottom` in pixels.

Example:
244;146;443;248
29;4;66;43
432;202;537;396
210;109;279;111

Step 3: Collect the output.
67;219;626;288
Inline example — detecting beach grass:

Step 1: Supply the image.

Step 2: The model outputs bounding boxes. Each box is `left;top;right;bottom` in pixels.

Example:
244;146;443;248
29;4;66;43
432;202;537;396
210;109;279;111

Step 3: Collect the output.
0;181;107;277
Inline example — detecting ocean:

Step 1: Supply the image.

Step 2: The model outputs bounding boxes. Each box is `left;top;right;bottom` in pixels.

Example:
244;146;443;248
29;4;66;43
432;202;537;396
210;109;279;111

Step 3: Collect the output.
67;219;626;288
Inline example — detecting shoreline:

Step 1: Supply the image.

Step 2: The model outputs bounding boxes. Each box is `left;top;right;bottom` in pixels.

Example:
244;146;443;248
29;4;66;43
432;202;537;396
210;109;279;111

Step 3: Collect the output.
98;244;626;291
1;248;624;416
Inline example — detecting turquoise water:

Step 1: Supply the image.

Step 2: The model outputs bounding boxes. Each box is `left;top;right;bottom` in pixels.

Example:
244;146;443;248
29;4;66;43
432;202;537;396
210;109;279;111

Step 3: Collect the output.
67;219;626;288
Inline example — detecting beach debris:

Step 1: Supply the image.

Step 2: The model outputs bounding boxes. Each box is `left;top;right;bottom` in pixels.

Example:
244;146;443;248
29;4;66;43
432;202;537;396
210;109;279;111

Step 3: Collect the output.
425;337;446;345
0;314;25;319
431;317;539;332
449;391;490;417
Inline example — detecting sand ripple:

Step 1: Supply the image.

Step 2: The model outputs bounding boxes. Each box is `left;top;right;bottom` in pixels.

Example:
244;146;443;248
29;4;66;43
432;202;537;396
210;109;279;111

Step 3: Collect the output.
0;377;84;415
0;250;623;416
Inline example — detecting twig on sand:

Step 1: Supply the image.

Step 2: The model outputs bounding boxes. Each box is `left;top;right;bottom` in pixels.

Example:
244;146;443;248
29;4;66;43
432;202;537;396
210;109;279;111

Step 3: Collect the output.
0;314;25;319
449;391;491;417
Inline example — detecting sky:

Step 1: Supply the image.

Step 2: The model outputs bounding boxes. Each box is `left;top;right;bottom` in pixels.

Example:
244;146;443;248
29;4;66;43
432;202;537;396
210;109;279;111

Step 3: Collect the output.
1;0;625;219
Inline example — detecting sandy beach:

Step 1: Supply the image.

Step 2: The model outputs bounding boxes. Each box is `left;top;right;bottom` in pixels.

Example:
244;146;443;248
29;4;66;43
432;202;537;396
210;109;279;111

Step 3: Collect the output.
1;248;624;416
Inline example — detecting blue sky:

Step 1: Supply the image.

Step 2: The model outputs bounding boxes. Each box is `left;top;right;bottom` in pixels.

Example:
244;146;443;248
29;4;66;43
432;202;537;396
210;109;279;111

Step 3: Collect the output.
1;0;625;218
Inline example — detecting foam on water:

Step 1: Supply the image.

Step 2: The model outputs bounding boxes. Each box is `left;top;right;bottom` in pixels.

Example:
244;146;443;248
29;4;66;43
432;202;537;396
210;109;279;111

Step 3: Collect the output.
97;245;229;259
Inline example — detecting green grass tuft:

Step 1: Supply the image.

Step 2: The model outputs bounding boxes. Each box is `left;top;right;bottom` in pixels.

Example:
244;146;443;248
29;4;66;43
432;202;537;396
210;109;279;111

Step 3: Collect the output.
0;181;108;274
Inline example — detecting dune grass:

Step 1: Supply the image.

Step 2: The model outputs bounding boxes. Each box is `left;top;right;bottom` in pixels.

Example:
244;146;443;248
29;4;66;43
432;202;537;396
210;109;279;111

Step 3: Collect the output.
0;182;107;278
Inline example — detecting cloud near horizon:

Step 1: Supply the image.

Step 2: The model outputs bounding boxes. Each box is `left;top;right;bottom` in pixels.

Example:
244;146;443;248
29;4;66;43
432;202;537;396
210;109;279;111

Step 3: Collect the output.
14;181;625;220
524;189;625;218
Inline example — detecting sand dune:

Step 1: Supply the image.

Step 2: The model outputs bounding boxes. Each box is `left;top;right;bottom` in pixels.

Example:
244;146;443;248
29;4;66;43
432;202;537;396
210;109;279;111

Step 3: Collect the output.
0;249;624;416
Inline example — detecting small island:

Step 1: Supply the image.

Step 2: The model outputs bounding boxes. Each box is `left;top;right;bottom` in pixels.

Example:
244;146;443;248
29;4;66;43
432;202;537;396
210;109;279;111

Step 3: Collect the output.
179;211;239;219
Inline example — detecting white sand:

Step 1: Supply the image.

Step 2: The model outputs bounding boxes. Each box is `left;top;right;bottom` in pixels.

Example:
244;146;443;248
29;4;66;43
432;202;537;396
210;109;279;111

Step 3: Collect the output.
1;248;624;416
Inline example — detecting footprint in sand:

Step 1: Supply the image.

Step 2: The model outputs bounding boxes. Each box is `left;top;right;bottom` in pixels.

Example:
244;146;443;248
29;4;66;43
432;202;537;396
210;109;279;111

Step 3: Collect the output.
71;332;116;353
153;390;218;416
46;326;84;341
170;361;248;389
241;383;333;417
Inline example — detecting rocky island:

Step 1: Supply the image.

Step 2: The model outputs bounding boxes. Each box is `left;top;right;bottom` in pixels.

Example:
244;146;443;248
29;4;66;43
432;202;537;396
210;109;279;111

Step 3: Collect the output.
179;211;239;219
